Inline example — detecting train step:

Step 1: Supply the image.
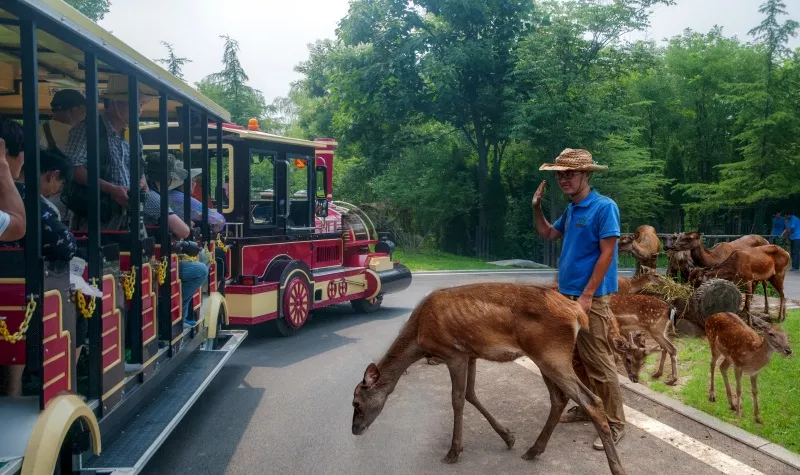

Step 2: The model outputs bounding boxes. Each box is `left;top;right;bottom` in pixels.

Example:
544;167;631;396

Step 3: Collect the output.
82;330;247;474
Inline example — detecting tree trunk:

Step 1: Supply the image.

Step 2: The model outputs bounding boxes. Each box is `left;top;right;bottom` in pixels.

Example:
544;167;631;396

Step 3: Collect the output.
686;278;742;328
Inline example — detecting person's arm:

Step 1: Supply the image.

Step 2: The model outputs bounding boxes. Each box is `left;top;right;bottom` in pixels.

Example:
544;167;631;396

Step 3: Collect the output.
167;214;190;239
0;139;25;241
531;180;563;241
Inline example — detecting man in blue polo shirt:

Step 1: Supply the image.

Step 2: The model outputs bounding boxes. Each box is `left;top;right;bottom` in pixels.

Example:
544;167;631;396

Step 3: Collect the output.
784;212;800;271
532;148;625;451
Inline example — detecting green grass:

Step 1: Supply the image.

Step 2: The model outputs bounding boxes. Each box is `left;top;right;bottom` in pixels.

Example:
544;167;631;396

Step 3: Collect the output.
638;309;800;453
392;248;521;271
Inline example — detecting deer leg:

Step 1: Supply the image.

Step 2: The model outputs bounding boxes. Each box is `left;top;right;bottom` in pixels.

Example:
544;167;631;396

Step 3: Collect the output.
464;357;515;449
751;374;762;424
770;274;786;322
708;352;718;402
521;373;568;461
719;359;735;412
544;367;626;475
762;281;769;315
734;367;743;417
744;281;753;316
651;331;678;386
443;358;469;464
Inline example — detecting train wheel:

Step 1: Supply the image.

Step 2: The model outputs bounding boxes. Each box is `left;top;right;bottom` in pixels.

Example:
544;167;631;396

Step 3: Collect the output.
275;274;311;337
351;295;383;314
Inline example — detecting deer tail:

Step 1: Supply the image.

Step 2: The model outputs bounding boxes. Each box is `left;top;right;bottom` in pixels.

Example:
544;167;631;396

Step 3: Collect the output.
573;302;589;331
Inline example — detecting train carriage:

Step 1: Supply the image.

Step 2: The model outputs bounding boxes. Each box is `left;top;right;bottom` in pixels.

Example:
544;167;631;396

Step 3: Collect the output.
140;121;412;336
0;1;245;474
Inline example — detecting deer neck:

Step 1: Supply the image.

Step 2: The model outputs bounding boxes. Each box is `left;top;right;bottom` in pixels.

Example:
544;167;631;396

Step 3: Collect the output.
375;321;425;394
630;241;649;260
746;337;775;370
691;243;717;267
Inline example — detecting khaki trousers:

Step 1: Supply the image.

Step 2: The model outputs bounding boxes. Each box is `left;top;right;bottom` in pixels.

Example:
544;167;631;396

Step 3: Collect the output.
566;294;626;429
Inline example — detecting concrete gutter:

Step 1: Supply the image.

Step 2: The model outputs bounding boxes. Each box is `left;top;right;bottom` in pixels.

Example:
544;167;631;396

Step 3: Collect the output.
617;373;800;471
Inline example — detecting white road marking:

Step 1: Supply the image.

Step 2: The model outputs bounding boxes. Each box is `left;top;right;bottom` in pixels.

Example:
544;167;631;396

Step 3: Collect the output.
514;357;765;475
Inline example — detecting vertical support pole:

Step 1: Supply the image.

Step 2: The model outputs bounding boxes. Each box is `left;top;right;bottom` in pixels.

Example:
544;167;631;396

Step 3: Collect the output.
20;17;44;409
127;75;142;364
200;114;209;241
216;121;223;216
182;106;192;228
85;51;103;406
158;94;172;353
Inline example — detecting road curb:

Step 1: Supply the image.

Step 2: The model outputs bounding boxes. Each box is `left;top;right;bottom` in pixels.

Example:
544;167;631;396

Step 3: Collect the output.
617;374;800;471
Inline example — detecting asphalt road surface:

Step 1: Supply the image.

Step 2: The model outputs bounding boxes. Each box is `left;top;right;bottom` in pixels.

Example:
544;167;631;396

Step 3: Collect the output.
142;271;800;475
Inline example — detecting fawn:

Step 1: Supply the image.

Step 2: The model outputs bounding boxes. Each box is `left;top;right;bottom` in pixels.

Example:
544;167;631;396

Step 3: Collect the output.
351;282;626;475
608;294;678;385
705;312;793;424
617;266;663;294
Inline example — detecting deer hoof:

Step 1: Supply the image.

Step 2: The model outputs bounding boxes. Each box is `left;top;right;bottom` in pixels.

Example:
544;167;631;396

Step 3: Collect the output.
442;447;462;464
708;393;716;403
521;447;544;460
651;371;663;379
754;417;763;425
501;430;515;449
665;378;678;386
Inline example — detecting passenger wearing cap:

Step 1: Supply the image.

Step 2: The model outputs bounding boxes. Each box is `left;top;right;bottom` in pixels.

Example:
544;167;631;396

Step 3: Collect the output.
64;74;154;230
40;89;86;152
142;153;209;327
531;148;626;451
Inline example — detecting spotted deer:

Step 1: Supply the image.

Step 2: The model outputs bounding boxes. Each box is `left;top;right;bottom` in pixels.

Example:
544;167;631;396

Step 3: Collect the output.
705;312;793;423
351;283;626;475
607;294;678;385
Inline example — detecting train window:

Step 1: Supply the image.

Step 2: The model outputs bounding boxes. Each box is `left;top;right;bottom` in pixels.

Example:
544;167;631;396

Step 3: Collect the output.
208;147;232;211
250;150;277;227
287;156;312;229
315;166;327;199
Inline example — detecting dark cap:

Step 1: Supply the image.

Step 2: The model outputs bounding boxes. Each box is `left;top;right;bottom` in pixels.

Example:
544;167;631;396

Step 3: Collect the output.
50;89;86;111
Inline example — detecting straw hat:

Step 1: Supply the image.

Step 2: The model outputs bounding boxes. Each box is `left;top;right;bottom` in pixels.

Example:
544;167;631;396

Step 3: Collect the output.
539;148;608;172
102;74;159;101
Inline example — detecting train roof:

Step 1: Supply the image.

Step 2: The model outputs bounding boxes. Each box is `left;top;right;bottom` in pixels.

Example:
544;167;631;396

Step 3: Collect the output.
0;0;231;121
140;122;334;149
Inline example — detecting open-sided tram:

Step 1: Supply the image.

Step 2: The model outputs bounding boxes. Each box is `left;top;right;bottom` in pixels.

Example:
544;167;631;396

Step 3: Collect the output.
0;1;245;473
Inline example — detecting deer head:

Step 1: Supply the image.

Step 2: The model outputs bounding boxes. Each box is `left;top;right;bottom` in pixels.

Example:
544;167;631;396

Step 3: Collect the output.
765;326;793;357
618;235;634;253
612;331;658;383
688;267;710;287
670;232;702;252
663;233;678;251
352;363;390;435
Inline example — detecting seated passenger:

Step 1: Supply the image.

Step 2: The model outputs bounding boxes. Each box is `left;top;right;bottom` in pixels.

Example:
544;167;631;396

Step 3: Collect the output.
0;148;77;261
0;120;25;241
142;153;208;327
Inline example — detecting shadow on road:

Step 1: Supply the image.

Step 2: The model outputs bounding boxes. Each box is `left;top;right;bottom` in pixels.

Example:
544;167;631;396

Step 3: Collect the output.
141;365;263;475
230;304;413;368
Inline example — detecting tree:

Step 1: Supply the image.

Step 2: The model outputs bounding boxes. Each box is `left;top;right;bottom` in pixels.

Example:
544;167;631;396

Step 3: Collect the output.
65;0;110;21
197;35;267;126
155;41;192;81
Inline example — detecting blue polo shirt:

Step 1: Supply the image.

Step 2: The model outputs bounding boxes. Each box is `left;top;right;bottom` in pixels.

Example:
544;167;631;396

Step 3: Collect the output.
788;215;800;240
553;189;620;297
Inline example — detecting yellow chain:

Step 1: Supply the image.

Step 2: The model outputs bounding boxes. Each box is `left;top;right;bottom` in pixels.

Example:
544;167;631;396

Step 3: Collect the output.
76;278;98;319
0;296;37;343
122;266;137;300
216;233;228;252
155;257;168;285
180;254;198;262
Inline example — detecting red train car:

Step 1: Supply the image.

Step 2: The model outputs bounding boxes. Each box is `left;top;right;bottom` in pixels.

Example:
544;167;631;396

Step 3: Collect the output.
141;122;412;336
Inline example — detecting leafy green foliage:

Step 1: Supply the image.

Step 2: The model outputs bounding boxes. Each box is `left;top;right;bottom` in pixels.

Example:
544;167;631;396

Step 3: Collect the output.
197;35;267;127
65;0;110;21
155;42;191;81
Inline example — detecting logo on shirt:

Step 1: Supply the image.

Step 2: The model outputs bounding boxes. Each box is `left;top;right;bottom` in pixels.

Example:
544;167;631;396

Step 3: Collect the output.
575;215;589;228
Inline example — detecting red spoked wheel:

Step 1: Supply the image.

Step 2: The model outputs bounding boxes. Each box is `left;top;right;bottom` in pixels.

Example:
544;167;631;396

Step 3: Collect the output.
338;281;348;298
327;280;337;300
275;275;311;337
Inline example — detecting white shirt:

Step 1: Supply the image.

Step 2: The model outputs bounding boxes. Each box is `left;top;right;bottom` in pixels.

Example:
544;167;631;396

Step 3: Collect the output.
0;210;9;238
40;120;73;151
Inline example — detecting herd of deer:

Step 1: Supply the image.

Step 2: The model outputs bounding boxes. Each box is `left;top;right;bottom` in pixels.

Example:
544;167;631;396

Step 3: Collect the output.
350;226;794;475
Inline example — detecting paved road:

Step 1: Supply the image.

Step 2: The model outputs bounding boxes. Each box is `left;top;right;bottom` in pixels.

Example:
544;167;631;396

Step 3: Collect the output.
142;272;799;475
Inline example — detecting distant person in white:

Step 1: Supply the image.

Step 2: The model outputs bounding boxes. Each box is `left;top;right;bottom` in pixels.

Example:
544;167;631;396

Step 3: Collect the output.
40;89;86;222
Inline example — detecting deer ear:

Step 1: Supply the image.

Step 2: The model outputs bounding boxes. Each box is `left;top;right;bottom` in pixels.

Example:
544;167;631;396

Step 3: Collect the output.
363;363;380;387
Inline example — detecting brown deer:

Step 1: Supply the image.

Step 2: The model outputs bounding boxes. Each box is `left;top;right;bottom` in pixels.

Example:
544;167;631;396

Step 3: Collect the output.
617;266;663;294
705;312;792;424
670;232;769;268
351;282;626;475
663;233;694;283
618;225;661;276
607;294;678;385
689;245;790;321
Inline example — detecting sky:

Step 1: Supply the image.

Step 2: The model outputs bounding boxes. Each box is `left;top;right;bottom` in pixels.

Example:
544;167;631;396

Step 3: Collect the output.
99;0;800;105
